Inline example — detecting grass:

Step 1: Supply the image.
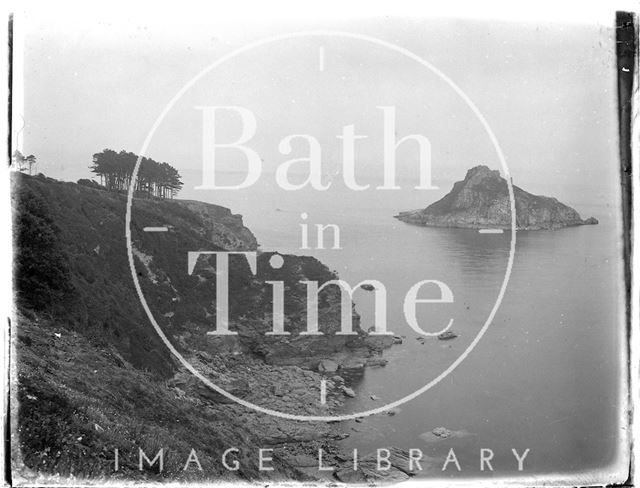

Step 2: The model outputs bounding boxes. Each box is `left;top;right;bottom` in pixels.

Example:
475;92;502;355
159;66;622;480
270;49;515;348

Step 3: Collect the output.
9;173;365;484
12;315;278;483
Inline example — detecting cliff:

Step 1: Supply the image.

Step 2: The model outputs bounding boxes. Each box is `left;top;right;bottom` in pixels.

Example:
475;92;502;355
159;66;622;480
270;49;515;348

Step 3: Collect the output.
12;173;377;376
10;173;397;483
395;165;598;230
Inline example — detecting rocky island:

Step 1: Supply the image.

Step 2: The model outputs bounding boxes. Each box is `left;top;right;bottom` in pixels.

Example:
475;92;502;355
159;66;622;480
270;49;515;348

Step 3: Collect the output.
395;165;598;230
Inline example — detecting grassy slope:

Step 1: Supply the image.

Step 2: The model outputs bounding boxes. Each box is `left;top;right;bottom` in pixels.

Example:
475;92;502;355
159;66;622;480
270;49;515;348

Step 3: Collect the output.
10;173;368;484
11;314;306;484
12;173;368;376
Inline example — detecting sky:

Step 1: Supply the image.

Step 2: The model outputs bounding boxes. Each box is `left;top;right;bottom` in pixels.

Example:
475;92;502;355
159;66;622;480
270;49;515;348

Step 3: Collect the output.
15;11;622;210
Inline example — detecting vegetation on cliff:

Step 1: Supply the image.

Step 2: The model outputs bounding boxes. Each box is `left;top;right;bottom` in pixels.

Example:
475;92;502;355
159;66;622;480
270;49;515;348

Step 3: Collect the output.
10;173;395;483
12;150;38;174
12;172;370;376
13;183;74;313
90;149;183;198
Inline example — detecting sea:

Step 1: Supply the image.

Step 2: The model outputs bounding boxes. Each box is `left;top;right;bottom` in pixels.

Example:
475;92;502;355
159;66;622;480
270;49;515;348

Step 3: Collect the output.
180;173;627;480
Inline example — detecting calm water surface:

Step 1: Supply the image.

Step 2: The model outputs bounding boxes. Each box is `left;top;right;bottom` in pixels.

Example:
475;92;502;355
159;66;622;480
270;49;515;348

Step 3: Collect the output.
187;181;626;478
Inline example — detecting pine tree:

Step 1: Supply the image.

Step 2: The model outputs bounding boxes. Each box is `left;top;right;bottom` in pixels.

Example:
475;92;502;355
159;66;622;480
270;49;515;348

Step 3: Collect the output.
90;149;183;198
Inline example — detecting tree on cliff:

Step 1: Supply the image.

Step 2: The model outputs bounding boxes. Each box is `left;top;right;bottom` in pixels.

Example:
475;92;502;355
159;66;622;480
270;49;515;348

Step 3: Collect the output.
12;150;25;172
25;154;37;175
11;151;37;174
90;149;183;198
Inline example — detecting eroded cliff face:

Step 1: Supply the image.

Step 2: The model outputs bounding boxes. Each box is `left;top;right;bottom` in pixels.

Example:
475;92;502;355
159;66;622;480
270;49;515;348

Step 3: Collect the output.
10;173;391;482
12;173;378;377
395;165;598;230
175;199;258;251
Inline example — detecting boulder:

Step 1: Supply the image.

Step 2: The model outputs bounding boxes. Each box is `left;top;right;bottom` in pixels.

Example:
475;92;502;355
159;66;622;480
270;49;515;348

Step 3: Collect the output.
432;426;452;438
318;359;339;373
290;454;318;467
340;360;365;374
361;447;416;474
335;447;419;483
335;465;409;483
363;335;394;351
342;387;356;398
437;331;458;340
365;357;388;367
420;426;470;443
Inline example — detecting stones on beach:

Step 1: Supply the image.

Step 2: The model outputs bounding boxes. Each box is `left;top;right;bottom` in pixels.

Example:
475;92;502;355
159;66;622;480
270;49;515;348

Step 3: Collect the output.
363;331;394;351
334;447;420;483
335;464;410;483
365;357;388;367
290;454;318;467
340;359;365;375
342;387;356;398
317;359;339;373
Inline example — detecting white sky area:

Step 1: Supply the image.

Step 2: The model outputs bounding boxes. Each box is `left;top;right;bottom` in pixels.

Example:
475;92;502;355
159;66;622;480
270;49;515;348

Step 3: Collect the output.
14;8;623;208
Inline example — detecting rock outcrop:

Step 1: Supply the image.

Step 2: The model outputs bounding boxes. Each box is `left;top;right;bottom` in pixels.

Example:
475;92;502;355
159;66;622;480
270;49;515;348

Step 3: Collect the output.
175;199;258;251
11;172;390;482
12;173;383;377
334;447;436;482
395;165;598;230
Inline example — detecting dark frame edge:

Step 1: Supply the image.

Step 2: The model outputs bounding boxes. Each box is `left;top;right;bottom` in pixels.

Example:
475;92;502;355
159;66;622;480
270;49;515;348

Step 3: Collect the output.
615;9;637;488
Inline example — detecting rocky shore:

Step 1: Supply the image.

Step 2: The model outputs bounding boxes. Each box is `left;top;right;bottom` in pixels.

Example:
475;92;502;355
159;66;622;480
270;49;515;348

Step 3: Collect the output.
11;173;409;483
13;310;417;484
395;165;598;230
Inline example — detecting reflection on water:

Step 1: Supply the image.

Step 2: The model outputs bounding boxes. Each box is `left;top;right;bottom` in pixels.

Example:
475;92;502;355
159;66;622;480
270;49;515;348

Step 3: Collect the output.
194;182;625;478
335;216;623;477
